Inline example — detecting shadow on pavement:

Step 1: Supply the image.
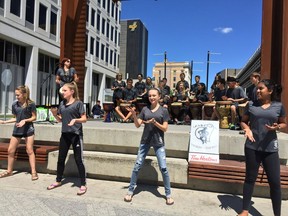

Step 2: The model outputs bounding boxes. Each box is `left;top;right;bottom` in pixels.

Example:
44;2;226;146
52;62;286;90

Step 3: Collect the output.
218;194;262;216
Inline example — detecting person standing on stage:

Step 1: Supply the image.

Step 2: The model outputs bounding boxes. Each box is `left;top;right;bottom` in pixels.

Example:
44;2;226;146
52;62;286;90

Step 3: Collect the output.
239;79;286;216
56;58;79;101
0;85;38;180
47;82;87;196
123;88;174;205
111;73;126;107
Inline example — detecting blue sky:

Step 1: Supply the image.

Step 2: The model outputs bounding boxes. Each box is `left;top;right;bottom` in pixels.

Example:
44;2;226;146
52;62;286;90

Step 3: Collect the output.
120;0;262;88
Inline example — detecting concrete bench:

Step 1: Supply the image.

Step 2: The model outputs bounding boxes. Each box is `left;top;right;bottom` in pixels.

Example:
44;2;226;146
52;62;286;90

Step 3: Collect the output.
188;159;288;188
0;143;59;164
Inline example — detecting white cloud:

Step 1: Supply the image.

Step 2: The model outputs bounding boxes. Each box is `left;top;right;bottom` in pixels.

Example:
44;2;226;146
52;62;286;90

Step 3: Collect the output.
214;27;233;34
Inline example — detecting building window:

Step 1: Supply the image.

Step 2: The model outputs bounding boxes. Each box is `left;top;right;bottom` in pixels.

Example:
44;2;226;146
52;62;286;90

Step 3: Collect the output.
85;34;88;52
102;0;106;9
95;40;100;58
96;13;100;32
39;3;47;30
86;4;89;22
0;39;4;61
0;0;4;9
102;18;106;35
110;50;113;65
91;8;95;27
2;40;26;67
106;22;110;38
114;29;117;45
115;6;118;22
10;0;21;17
107;0;111;14
26;0;35;24
90;37;95;55
114;52;117;67
110;26;114;41
111;2;114;17
97;0;101;6
105;47;109;63
101;44;105;60
50;9;57;36
173;77;176;81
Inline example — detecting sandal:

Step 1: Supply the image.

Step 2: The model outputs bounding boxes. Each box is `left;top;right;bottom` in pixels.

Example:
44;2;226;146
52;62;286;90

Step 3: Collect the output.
77;186;87;196
47;182;62;190
124;194;132;202
0;171;12;178
166;197;174;205
31;173;39;181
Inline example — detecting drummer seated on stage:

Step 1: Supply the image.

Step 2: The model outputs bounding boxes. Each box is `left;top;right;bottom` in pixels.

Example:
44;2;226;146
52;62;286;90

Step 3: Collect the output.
115;78;137;123
171;82;189;124
222;76;248;129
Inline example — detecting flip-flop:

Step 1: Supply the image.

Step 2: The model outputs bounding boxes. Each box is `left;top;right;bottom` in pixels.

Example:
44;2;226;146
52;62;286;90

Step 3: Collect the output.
47;182;61;190
77;186;87;196
124;194;132;202
166;197;174;205
0;171;12;178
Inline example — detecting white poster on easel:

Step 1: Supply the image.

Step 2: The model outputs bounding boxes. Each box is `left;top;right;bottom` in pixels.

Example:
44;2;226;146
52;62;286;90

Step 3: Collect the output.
188;120;219;163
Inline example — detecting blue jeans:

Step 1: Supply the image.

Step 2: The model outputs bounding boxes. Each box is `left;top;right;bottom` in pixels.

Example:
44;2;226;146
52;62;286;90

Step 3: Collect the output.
127;144;171;198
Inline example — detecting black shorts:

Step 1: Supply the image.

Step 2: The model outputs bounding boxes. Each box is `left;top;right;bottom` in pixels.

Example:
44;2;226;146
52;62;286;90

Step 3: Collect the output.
12;131;34;138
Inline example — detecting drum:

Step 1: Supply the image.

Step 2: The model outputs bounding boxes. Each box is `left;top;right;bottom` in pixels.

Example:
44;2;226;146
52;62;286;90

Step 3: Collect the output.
203;102;216;119
238;101;248;119
103;102;115;122
170;102;183;117
189;103;202;120
216;101;232;129
120;103;131;115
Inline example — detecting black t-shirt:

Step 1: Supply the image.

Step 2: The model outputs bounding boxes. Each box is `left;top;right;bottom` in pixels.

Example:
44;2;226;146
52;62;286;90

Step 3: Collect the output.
122;88;137;101
244;101;286;152
112;80;126;100
57;67;77;87
58;100;85;135
12;101;36;136
139;106;169;146
134;81;146;96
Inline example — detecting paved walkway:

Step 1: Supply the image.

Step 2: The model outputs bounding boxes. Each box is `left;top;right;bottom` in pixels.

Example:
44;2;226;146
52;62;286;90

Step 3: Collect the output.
1;170;287;216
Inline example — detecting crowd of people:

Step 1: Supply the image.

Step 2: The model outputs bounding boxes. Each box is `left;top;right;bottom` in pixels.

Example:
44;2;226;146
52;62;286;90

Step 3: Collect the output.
108;72;263;130
0;58;287;214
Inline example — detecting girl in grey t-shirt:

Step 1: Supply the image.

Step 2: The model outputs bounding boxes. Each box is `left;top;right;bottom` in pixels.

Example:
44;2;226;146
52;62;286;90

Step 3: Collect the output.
0;85;38;180
239;79;287;216
124;88;174;205
48;82;87;196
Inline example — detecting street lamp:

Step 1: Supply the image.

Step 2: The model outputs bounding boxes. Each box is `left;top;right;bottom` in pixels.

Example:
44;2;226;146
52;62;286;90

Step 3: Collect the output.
153;51;167;78
190;60;203;85
206;51;221;88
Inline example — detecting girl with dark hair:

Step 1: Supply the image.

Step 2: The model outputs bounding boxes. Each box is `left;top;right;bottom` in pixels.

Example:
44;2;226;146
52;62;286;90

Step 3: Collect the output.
47;82;87;196
124;88;174;205
239;79;287;216
111;73;126;107
0;85;38;180
56;58;79;101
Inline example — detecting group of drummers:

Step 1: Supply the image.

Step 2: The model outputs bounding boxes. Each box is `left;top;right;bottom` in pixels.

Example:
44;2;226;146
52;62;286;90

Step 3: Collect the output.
107;72;260;128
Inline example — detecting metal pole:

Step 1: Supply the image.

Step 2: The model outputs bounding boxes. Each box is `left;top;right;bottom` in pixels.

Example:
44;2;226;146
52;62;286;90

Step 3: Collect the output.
191;60;193;85
206;51;210;88
164;51;167;78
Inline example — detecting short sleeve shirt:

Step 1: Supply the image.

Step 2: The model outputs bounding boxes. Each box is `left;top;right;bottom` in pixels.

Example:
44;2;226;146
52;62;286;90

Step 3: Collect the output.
112;80;126;99
139;106;170;146
12;101;36;136
122;88;137;101
134;81;146;95
57;67;77;87
213;88;226;101
244;101;286;152
58;100;86;135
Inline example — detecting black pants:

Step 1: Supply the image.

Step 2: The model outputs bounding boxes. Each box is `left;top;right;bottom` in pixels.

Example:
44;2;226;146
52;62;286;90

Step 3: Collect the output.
56;133;86;186
243;148;281;216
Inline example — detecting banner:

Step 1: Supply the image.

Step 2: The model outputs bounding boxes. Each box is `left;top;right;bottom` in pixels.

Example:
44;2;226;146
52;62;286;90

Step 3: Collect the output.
188;120;219;163
36;107;56;122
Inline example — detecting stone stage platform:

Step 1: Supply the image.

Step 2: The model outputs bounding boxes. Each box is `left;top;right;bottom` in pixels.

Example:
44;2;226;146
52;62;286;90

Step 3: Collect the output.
1;120;288;198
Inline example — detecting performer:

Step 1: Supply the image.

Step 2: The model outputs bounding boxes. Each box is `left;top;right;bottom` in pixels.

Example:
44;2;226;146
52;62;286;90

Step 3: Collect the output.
47;82;87;196
0;85;38;180
111;73;126;107
124;88;174;205
239;79;287;216
55;58;79;101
